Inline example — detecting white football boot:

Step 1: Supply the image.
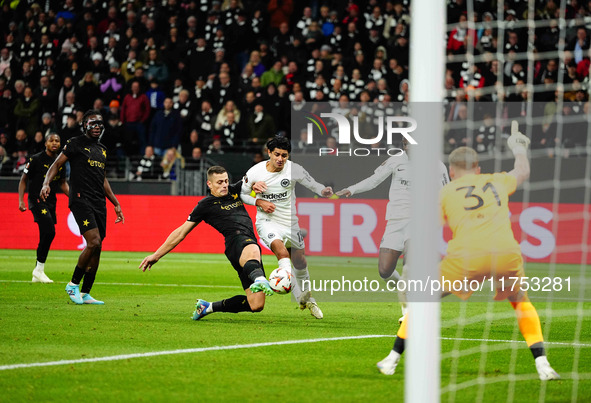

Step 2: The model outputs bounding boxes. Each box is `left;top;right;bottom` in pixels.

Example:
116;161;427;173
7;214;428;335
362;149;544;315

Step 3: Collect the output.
32;269;53;283
299;290;323;319
377;350;401;375
535;356;560;380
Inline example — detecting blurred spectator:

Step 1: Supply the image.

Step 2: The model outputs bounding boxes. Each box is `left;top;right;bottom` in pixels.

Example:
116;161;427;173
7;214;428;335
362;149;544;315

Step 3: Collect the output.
77;72;100;111
261;61;285;87
150;98;182;156
29;131;46;156
120;81;151;153
207;138;225;155
194;100;215;147
160;147;184;180
217;111;242;147
185;147;203;170
146;79;166;112
40;113;57;138
215;100;241;131
130;146;160;181
268;0;293;30
57;76;75;109
36;75;58;116
247;102;275;143
121;50;143;82
14;87;40;137
182;129;203;158
59;114;80;144
100;61;125;104
145;49;169;84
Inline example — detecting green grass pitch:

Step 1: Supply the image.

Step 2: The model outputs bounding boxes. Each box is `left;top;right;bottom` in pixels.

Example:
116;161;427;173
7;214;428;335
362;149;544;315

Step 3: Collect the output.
0;249;589;402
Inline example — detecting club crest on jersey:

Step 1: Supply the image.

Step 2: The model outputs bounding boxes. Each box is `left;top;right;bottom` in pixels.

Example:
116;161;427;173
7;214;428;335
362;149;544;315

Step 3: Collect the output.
281;179;290;188
268;233;276;239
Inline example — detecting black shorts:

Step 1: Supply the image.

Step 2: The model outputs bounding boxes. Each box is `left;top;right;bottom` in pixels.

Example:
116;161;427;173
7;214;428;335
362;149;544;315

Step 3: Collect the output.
30;202;57;225
70;200;107;240
224;234;263;290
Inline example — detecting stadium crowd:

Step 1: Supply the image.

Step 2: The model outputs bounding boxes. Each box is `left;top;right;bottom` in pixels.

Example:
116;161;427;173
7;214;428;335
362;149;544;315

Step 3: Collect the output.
0;0;590;178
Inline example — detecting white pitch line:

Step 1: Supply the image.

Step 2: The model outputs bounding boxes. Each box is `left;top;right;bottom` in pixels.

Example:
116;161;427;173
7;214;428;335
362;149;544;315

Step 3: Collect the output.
0;280;240;289
440;337;591;348
0;335;391;371
1;335;589;372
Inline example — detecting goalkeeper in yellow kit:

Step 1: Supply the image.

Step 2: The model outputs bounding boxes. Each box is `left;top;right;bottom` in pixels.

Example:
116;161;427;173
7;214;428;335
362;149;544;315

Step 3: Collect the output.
377;121;560;381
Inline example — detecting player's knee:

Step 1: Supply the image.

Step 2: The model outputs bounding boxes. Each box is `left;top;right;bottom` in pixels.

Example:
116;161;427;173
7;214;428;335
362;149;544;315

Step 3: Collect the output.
378;263;397;279
86;237;102;250
249;300;265;312
292;256;307;270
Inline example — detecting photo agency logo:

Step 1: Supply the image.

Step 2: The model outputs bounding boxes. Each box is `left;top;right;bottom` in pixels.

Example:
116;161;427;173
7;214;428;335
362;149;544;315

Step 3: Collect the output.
304;111;418;156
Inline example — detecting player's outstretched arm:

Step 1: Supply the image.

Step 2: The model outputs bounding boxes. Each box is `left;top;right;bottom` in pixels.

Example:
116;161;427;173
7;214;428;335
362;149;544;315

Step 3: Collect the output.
40;152;67;201
18;171;28;211
507;120;531;187
140;221;197;271
104;177;124;223
335;188;351;198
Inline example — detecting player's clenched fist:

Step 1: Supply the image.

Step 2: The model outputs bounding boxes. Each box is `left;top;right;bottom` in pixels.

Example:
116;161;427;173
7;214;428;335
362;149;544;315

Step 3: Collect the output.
507;120;531;155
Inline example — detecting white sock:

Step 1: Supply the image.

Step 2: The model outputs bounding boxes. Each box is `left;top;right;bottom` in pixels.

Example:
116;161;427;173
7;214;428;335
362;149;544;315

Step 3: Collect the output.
535;356;549;366
385;350;401;362
381;270;401;284
206;303;213;313
254;276;266;283
68;281;78;286
34;261;45;272
278;258;291;273
293;265;310;292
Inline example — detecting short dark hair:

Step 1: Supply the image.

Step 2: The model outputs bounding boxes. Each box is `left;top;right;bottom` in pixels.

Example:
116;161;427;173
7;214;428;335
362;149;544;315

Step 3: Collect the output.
45;132;60;141
266;136;291;153
207;165;227;178
82;109;103;126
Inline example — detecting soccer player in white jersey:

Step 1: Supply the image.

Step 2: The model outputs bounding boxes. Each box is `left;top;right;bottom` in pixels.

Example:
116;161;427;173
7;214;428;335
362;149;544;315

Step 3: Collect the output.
336;140;450;321
241;136;333;319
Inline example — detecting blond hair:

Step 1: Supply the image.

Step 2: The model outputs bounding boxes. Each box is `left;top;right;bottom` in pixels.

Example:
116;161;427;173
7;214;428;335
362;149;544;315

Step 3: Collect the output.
449;147;479;170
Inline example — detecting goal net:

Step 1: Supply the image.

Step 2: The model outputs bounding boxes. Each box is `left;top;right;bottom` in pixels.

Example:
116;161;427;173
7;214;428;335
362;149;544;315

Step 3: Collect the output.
408;0;591;401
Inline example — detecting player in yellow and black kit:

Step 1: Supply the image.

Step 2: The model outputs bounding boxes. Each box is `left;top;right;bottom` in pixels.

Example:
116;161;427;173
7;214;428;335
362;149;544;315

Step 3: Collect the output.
140;165;274;321
377;121;560;381
41;110;125;305
18;133;69;283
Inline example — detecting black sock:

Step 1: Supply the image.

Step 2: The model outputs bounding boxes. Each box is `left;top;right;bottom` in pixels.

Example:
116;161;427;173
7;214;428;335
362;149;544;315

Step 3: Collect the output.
212;295;253;313
242;259;265;282
71;266;85;284
80;269;98;293
36;221;55;263
393;337;405;354
530;342;546;359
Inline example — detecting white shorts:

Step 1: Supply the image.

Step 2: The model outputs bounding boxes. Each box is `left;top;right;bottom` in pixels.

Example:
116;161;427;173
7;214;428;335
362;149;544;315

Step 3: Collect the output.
379;218;410;252
256;219;305;250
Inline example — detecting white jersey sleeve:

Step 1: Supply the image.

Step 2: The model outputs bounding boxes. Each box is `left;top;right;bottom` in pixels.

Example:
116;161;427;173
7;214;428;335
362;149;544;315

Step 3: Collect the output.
240;170;257;206
292;162;325;195
348;156;404;196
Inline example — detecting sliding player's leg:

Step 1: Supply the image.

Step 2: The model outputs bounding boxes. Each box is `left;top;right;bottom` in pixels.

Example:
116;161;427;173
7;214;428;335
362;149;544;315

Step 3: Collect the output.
193;242;270;321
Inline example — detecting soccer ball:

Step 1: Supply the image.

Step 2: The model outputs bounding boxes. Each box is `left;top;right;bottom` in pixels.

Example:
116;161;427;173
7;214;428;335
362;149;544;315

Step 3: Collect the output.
268;268;293;294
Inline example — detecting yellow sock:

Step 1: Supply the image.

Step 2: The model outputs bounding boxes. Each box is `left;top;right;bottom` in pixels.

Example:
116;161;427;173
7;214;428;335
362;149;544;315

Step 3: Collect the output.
397;314;408;339
511;301;544;347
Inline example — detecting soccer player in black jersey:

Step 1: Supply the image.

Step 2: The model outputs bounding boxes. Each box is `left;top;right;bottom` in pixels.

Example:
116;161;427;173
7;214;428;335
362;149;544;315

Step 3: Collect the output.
140;165;274;321
41;110;125;305
18;133;69;283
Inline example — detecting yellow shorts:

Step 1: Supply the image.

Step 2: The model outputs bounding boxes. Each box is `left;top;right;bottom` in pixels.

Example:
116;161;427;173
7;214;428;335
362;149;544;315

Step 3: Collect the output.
439;251;525;301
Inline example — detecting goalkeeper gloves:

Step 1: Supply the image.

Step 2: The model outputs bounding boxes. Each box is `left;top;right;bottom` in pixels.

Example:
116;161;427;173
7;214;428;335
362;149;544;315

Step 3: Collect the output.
507;120;531;156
